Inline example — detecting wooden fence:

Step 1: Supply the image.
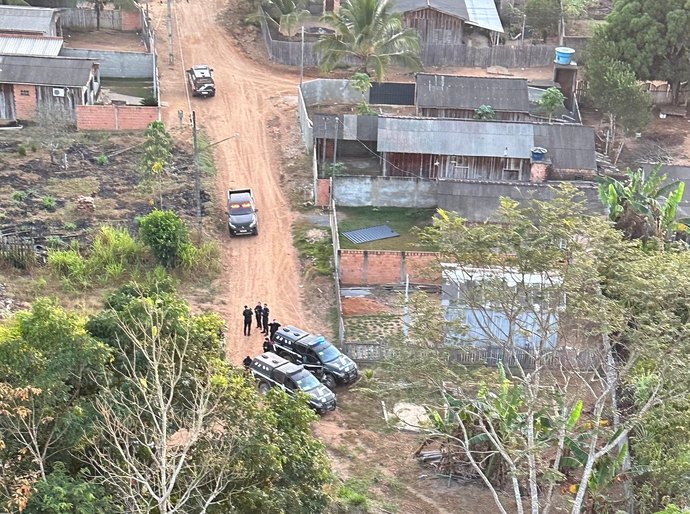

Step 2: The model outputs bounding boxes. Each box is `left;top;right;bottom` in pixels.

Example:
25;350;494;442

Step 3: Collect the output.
0;236;39;269
260;13;556;68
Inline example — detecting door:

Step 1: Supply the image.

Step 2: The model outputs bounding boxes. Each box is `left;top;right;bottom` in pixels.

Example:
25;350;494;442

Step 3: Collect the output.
0;84;15;121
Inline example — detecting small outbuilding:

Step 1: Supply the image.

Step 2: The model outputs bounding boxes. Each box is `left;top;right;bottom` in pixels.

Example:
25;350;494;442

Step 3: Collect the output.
0;55;100;123
0;5;63;37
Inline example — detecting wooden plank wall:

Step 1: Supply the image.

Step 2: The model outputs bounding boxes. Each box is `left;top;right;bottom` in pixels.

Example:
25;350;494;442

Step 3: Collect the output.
384;152;530;181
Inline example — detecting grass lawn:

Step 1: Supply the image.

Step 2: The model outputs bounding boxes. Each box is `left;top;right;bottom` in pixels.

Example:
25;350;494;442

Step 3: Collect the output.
337;207;437;251
100;78;153;99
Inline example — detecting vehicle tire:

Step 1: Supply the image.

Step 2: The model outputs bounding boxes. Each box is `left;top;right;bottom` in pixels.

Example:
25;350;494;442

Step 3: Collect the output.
228;226;234;237
284;354;297;364
258;382;270;396
322;373;336;390
253;226;259;236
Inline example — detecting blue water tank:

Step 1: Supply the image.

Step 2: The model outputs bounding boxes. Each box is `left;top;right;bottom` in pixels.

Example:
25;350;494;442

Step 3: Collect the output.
555;47;575;65
531;147;547;161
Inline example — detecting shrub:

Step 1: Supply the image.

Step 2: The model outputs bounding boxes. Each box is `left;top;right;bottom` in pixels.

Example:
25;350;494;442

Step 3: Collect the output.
30;142;37;153
140;95;158;106
41;195;57;211
47;248;88;287
0;247;36;270
11;190;28;203
17;144;27;156
63;222;77;231
46;236;66;249
138;210;190;268
95;154;109;166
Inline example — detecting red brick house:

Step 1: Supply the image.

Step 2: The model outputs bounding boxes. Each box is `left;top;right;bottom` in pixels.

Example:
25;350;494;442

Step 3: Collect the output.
0;54;100;123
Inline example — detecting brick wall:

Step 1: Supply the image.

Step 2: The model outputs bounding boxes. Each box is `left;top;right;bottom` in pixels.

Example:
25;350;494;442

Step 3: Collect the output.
120;10;142;31
316;179;330;207
13;84;37;121
76;105;158;131
339;250;439;285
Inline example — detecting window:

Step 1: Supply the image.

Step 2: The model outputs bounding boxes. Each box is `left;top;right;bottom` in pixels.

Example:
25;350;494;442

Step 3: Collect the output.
20;90;30;96
502;169;520;181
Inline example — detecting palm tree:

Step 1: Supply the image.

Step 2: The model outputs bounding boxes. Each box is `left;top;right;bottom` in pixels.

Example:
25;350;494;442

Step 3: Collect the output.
597;166;690;241
315;0;422;81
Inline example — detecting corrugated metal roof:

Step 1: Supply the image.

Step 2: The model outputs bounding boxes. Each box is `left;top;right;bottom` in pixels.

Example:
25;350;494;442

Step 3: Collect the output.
342;225;400;244
391;0;503;33
0;54;95;87
464;0;504;33
378;116;534;158
533;124;596;171
416;74;529;111
0;35;63;56
0;6;57;35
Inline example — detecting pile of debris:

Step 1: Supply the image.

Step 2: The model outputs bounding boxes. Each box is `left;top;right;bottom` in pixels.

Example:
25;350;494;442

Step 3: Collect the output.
0;283;26;319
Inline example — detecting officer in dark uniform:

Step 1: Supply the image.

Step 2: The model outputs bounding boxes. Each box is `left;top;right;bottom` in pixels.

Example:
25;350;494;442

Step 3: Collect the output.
242;356;252;370
254;302;263;330
261;304;270;334
268;319;281;339
242;306;253;336
263;337;274;353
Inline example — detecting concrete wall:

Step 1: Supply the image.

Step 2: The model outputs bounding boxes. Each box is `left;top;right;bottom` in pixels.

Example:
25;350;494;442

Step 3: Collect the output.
76;105;157;130
301;79;367;107
60;48;152;79
340;250;439;285
333;176;438;207
436;180;604;222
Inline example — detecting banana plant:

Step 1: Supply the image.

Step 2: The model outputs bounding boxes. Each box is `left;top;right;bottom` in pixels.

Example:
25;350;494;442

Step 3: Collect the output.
597;165;690;241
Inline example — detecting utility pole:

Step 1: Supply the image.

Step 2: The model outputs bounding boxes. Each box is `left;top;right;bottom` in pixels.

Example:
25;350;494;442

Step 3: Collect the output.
167;0;174;65
332;117;338;167
300;26;305;87
192;111;202;241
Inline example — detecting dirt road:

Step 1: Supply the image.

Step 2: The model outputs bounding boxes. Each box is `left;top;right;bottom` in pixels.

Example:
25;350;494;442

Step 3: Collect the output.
150;0;309;364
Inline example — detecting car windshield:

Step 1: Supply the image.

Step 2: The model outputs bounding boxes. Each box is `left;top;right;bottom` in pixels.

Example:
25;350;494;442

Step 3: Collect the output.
196;77;213;84
312;340;341;363
292;370;320;391
229;201;253;215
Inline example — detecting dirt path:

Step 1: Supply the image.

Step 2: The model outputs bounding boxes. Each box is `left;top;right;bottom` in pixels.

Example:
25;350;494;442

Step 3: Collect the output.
151;0;309;364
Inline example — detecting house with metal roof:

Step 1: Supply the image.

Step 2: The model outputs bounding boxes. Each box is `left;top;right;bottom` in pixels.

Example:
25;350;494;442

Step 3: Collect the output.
0;5;62;37
377;116;596;181
391;0;503;49
416;74;530;121
0;54;100;123
0;35;63;57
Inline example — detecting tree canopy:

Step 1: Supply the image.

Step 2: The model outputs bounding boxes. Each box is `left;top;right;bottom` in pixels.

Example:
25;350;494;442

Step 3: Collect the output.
315;0;422;81
592;0;690;103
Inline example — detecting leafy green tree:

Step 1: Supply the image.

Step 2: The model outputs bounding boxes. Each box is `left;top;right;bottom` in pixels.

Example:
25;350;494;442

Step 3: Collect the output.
23;462;120;514
592;0;690;104
315;0;422;81
138;210;191;268
261;0;310;37
597;165;689;242
473;104;496;120
525;0;560;42
349;72;376;115
585;36;652;160
536;86;565;122
0;299;111;482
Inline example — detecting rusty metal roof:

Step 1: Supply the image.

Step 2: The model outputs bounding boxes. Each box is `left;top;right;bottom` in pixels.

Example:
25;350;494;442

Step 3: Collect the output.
416;74;529;111
378;117;534;159
0;6;57;35
0;35;63;56
0;54;95;87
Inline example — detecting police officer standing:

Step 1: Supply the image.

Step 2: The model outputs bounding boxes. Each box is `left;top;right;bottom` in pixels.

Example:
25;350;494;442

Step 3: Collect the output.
254;302;263;330
263;337;274;353
261;304;270;335
268;319;281;339
242;306;253;336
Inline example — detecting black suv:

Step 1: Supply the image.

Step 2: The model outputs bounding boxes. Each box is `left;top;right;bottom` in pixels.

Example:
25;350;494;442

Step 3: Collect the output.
271;326;358;389
249;352;336;414
227;188;258;236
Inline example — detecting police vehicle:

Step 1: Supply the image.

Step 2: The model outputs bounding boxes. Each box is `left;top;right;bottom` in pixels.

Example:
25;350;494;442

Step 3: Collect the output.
249;352;336;415
186;65;215;97
226;188;258;236
271;326;358;389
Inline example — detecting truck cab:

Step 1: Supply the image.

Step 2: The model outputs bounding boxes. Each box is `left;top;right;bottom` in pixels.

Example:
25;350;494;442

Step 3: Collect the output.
249;352;337;415
227;188;258;236
271;326;358;389
187;65;215;97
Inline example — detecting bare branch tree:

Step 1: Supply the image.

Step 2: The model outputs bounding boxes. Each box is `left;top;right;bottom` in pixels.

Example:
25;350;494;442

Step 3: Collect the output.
87;301;249;514
33;103;75;166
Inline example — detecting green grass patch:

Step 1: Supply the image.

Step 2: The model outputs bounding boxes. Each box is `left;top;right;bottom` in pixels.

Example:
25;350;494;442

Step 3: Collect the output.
336;476;373;511
100;78;153;99
292;222;333;277
344;314;403;342
337;207;437;251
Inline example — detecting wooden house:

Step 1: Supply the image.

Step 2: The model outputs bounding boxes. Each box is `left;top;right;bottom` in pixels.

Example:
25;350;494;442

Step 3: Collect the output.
0;5;62;37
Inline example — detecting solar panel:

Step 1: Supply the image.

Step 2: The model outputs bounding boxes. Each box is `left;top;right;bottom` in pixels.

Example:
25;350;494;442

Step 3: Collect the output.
342;225;400;244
